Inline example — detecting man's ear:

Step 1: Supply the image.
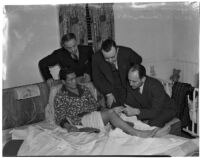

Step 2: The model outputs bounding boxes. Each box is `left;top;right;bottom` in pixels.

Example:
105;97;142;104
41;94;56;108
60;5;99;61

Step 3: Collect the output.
141;76;146;82
62;80;65;85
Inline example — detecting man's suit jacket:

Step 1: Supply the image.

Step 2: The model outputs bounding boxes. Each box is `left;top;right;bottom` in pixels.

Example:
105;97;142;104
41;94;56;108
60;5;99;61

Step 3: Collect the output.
92;46;142;95
126;76;177;121
39;45;94;81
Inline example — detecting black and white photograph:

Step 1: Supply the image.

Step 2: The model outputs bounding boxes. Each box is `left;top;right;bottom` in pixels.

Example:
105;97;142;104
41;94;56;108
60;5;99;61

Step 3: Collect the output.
2;0;199;156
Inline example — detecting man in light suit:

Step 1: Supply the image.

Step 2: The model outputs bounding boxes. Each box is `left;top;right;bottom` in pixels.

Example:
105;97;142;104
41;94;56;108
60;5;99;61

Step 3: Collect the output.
92;39;142;108
39;33;94;88
124;64;177;127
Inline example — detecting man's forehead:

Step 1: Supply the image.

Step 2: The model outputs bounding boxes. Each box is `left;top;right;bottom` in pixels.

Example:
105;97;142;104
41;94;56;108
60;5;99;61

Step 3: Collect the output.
102;47;116;58
128;70;139;79
64;39;76;47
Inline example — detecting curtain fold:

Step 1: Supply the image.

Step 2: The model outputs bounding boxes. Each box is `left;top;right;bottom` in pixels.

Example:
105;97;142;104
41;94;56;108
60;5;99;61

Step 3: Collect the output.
58;3;115;52
89;3;115;52
59;4;88;45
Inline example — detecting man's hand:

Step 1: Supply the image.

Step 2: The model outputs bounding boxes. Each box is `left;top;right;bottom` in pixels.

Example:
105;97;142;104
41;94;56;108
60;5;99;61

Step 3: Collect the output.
106;93;116;108
83;73;91;83
123;104;140;116
47;78;55;88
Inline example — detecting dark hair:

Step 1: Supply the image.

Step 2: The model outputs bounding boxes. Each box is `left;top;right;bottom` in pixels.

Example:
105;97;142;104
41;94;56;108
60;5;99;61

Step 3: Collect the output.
129;64;146;79
59;68;74;80
61;33;76;46
101;39;117;52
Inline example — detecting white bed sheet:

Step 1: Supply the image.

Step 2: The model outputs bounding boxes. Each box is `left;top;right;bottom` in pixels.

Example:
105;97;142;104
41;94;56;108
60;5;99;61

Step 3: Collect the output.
10;115;199;156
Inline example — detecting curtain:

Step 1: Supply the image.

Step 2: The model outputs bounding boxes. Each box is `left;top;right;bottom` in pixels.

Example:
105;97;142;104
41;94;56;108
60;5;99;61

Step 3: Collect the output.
59;4;88;45
89;3;115;52
58;3;115;52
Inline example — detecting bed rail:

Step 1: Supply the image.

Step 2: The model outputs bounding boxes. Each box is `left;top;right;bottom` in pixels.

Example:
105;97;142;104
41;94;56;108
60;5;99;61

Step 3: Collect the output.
183;88;199;137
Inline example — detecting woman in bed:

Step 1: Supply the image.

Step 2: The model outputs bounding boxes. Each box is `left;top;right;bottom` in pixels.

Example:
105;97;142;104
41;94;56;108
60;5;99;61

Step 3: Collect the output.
54;68;170;138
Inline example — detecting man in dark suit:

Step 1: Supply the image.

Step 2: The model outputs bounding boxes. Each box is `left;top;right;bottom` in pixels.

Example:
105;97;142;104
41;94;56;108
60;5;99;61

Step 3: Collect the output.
124;64;177;127
92;39;142;108
39;33;94;87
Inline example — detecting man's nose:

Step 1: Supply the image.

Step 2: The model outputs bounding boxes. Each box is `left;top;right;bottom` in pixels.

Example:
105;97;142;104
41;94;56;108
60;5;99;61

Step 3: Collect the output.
108;58;113;63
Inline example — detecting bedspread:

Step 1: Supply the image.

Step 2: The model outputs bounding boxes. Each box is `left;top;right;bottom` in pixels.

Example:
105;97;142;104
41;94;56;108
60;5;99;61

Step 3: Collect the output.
11;116;199;156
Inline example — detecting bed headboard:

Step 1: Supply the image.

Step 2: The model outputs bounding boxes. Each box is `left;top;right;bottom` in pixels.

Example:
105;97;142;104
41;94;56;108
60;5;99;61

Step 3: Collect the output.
3;82;51;130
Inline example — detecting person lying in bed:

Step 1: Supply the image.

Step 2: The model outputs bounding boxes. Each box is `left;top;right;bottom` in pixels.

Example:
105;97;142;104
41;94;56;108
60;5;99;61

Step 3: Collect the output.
54;68;170;137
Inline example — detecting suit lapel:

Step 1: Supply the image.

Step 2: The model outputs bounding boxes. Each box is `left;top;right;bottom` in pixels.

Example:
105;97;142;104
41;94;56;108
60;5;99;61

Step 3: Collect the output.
132;80;149;108
99;52;114;84
117;48;127;87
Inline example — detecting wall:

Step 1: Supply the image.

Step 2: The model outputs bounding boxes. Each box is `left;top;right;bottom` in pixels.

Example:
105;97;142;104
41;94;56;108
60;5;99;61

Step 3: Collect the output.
114;3;174;81
3;3;199;89
172;5;199;87
3;5;60;89
114;2;199;85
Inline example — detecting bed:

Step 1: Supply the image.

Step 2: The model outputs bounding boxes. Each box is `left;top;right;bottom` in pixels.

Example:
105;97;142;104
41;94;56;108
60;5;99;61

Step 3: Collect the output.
2;77;199;156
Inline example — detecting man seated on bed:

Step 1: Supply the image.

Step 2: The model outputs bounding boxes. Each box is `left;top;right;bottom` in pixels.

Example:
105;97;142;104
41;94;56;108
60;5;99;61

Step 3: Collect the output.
123;64;177;128
54;68;171;137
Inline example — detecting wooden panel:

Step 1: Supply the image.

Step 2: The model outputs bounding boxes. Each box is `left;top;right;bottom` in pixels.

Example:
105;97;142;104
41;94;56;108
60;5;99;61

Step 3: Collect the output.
3;82;50;130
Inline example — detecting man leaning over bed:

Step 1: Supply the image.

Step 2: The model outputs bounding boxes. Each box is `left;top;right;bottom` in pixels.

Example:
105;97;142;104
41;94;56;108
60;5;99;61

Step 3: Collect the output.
92;39;142;108
123;64;177;128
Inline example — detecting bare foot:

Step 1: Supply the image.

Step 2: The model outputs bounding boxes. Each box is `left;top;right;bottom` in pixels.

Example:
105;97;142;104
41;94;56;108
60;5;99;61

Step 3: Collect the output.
154;125;171;137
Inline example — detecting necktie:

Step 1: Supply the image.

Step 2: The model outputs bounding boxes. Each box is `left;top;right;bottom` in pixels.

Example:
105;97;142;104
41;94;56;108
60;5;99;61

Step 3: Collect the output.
72;54;78;62
110;63;117;71
135;88;140;93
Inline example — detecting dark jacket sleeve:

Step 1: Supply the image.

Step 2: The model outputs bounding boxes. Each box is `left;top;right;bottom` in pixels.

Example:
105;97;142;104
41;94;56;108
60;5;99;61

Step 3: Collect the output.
129;48;142;65
92;55;113;95
85;47;94;78
137;82;166;120
38;51;60;81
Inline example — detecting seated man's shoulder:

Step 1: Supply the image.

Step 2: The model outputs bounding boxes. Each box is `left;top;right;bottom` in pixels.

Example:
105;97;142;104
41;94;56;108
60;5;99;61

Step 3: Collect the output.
147;76;163;87
118;45;134;52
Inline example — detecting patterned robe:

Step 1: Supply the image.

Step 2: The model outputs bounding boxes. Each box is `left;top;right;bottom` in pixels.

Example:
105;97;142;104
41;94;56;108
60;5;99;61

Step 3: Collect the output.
54;85;100;125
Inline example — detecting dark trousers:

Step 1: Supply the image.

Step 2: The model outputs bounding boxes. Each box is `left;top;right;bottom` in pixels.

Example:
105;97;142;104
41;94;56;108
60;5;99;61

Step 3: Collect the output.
148;109;177;127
